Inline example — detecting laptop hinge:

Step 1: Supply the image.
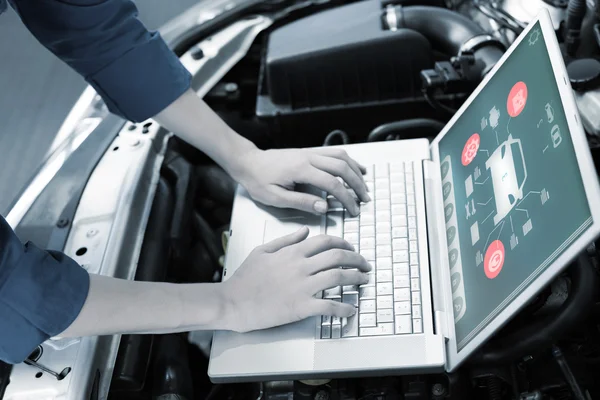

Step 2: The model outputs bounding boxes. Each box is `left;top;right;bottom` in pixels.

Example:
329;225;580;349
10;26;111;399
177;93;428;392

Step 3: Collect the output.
422;160;451;340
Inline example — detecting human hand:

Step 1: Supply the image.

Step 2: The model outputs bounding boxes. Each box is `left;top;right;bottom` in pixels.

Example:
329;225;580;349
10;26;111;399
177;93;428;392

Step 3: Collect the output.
229;147;371;217
220;227;371;333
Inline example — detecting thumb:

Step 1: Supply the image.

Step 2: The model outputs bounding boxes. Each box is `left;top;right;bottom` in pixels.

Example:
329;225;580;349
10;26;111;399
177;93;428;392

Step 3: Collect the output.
261;226;310;253
270;186;329;215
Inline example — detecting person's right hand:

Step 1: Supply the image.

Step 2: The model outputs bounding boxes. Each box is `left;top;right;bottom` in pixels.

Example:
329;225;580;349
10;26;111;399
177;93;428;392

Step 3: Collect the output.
220;226;371;333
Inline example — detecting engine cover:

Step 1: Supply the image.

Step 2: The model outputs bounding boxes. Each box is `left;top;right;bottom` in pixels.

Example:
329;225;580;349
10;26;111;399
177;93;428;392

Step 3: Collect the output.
256;0;435;146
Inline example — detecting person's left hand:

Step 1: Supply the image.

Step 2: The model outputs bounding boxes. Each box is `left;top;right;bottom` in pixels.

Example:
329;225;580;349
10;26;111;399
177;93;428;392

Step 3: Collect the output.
229;147;371;216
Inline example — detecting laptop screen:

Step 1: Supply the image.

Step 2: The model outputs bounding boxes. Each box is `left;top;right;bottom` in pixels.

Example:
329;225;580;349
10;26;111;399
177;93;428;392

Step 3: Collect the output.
437;21;593;350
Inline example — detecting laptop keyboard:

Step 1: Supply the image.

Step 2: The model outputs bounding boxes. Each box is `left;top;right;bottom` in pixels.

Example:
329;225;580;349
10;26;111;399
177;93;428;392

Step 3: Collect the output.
320;161;423;339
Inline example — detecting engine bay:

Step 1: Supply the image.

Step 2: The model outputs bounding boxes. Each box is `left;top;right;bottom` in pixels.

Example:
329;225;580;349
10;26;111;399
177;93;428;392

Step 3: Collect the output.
8;1;600;400
108;1;600;400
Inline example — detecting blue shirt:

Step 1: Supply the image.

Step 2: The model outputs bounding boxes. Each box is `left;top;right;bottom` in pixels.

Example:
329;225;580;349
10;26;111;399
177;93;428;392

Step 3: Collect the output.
0;0;192;364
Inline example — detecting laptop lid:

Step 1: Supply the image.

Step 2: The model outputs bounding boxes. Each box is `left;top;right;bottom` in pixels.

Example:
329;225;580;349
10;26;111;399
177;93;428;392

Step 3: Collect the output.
429;10;600;371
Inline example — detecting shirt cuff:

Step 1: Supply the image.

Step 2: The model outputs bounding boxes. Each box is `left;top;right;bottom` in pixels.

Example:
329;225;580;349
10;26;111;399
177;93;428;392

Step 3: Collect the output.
1;243;90;340
87;31;192;123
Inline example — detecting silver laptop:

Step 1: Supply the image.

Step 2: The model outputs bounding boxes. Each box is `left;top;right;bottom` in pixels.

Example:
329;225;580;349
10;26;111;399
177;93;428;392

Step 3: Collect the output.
208;10;600;383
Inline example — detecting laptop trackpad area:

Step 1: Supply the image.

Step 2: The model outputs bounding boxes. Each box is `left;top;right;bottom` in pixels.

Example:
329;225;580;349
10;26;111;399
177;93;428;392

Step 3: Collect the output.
263;215;322;244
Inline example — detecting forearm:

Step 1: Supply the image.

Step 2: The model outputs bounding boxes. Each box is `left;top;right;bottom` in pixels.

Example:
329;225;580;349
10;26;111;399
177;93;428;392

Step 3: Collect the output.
154;89;256;177
59;274;230;337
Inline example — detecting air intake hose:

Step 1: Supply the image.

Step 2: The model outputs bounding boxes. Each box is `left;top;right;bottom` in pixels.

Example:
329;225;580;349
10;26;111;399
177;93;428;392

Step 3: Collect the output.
394;6;504;77
565;0;588;56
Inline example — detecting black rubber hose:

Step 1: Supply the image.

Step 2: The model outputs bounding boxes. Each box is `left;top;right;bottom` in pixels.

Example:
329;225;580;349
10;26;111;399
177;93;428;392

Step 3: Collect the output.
470;253;598;365
367;119;445;142
552;345;586;400
565;0;587;56
397;6;504;76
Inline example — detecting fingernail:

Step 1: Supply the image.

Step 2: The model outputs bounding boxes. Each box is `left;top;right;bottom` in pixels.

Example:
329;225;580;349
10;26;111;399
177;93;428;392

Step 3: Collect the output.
349;307;357;316
366;193;372;202
314;201;328;214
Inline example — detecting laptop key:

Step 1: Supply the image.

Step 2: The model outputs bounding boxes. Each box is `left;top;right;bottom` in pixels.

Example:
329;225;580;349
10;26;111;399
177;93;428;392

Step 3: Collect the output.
325;213;343;238
376;245;392;258
376;282;393;296
412;305;422;319
332;324;341;338
395;301;411;315
411;278;420;291
393;250;409;263
392;215;408;227
393;263;409;276
345;232;359;244
361;237;375;250
343;285;359;293
409;240;418;252
377;309;394;323
376;231;391;243
377;269;392;283
394;275;410;288
392;227;408;238
392;238;408;250
412;291;421;305
343;293;359;307
394;288;411;302
344;220;359;233
360;299;376;313
360;323;394;336
359;313;377;327
341;313;359;337
324;286;341;298
395;315;413;334
360;213;375;226
377;295;394;309
361;225;375;237
359;286;376;299
413;319;423;334
378;257;393;270
321;325;331;339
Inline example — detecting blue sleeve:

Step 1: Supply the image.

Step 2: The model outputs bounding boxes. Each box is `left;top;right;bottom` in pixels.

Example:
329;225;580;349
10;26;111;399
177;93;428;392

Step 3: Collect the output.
8;0;192;122
0;216;90;364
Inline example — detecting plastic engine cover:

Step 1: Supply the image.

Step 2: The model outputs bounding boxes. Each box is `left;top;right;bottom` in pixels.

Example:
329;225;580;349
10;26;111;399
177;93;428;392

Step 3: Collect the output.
259;0;433;112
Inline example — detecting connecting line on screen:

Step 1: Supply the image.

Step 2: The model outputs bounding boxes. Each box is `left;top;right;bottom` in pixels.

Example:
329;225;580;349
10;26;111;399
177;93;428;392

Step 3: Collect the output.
543;145;549;154
475;177;489;185
484;220;505;250
510;215;514;233
515;190;541;208
495;130;499;145
477;197;493;206
479;149;490;157
515;208;529;219
482;210;495;224
507;116;512;135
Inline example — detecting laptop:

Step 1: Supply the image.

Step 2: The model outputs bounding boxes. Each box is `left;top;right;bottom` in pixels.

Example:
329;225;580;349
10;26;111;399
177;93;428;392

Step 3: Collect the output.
208;9;600;383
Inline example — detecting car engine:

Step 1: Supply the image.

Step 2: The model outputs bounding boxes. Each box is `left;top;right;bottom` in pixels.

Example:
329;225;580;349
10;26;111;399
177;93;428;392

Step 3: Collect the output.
110;1;600;400
4;1;600;400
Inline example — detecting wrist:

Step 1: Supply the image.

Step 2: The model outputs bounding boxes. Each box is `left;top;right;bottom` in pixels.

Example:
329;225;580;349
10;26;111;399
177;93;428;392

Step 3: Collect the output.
177;282;234;331
222;134;260;183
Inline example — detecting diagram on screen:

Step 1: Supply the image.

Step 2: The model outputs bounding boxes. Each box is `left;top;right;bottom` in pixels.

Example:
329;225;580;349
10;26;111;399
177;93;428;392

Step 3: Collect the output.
457;80;559;280
485;135;527;225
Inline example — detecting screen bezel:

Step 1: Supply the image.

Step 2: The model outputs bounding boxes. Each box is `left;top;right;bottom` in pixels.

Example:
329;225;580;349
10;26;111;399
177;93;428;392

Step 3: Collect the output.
429;10;600;372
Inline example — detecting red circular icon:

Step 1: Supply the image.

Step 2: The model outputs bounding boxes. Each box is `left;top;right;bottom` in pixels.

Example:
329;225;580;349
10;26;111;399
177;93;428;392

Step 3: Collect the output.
507;81;528;117
484;240;505;279
461;133;480;166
